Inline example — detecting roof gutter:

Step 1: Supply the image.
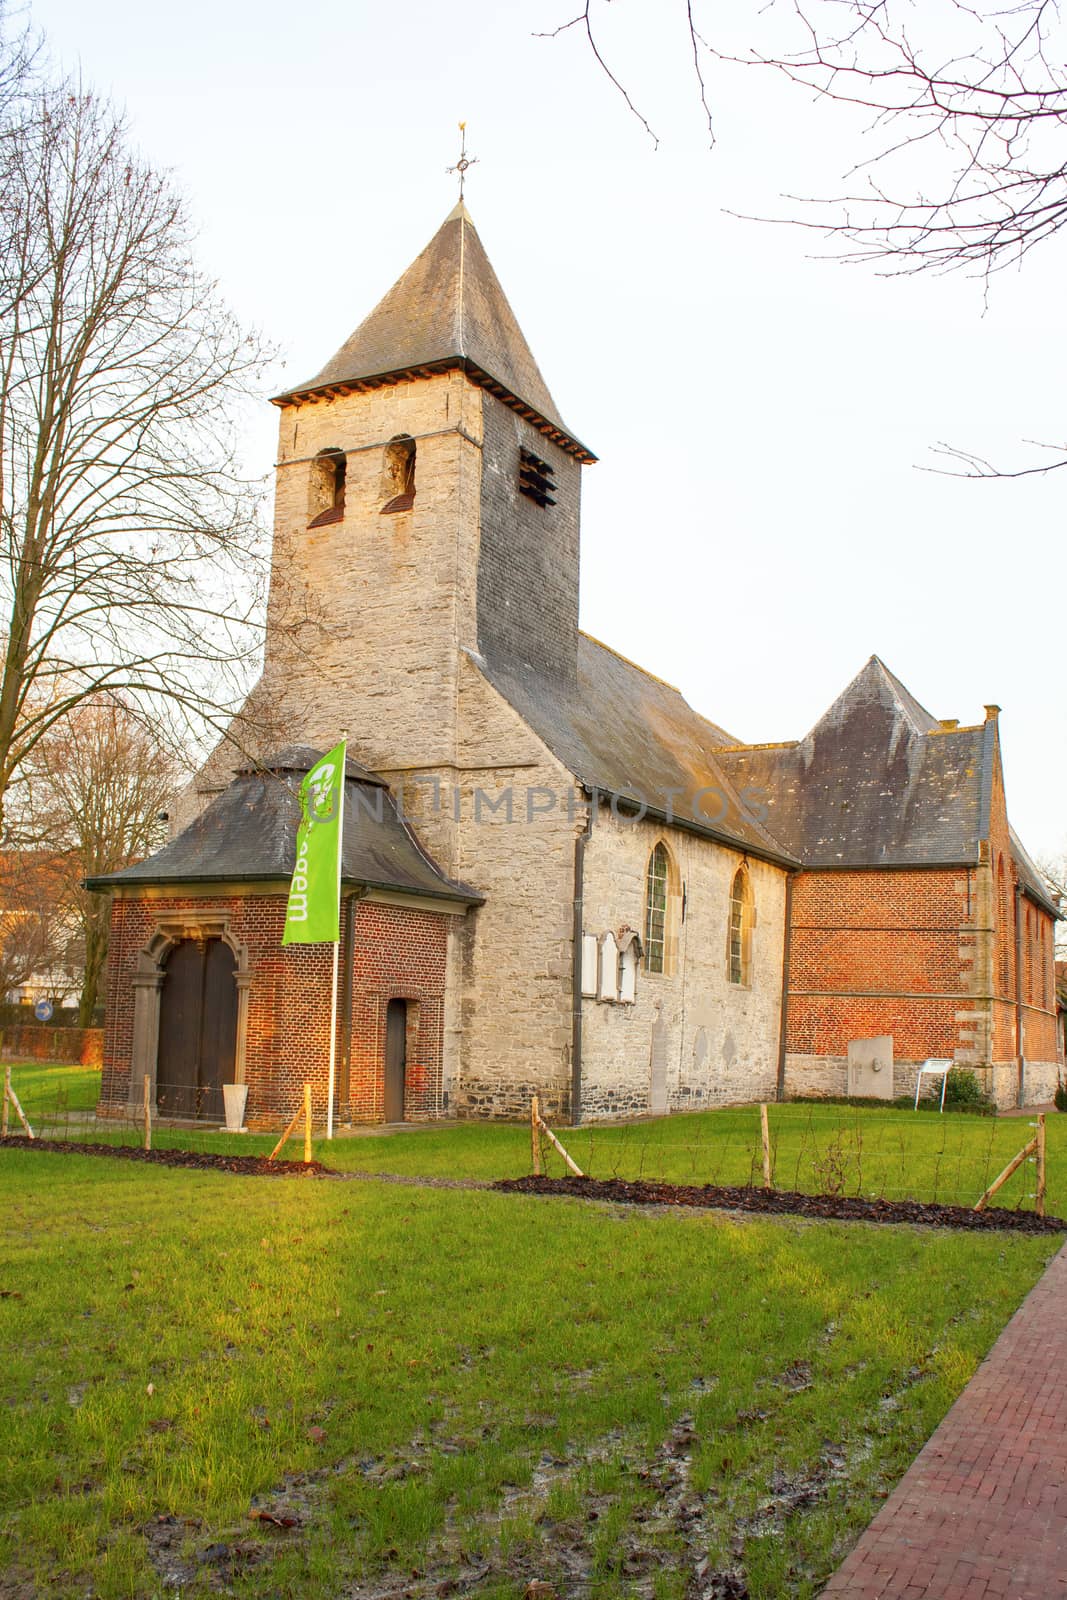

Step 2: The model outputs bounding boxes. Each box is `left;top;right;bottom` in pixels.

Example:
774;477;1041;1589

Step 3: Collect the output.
598;793;799;873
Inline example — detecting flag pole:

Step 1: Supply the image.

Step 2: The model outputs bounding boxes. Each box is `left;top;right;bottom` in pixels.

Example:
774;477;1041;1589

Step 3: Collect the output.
326;730;348;1141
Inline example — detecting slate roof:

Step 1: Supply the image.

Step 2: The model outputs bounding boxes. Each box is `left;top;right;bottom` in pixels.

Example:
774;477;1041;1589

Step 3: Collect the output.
1010;827;1060;917
476;634;800;868
715;657;993;869
88;747;482;904
273;203;595;463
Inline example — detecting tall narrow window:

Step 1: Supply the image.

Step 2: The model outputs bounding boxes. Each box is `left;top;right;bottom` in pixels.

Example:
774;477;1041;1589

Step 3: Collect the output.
381;435;416;513
728;867;753;986
308;448;346;527
644;843;670;974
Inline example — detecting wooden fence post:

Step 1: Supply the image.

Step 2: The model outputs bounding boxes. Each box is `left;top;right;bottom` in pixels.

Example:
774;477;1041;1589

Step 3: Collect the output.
303;1083;312;1164
531;1094;542;1176
760;1103;773;1190
974;1133;1039;1212
1;1062;9;1139
268;1097;307;1162
143;1074;151;1153
1036;1112;1047;1218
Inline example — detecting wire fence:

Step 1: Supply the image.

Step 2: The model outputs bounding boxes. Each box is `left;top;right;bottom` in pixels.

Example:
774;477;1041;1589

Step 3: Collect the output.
0;1061;1059;1214
536;1102;1056;1215
2;1070;286;1157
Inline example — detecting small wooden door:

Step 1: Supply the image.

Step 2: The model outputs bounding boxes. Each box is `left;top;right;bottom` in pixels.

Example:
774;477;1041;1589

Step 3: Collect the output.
384;999;407;1123
156;938;237;1119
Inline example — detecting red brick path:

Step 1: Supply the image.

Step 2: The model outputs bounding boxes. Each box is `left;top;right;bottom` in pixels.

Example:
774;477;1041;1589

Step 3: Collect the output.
821;1242;1067;1598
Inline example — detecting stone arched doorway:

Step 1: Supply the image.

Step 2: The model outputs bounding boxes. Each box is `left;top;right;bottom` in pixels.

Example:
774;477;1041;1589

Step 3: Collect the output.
128;912;250;1117
157;938;238;1118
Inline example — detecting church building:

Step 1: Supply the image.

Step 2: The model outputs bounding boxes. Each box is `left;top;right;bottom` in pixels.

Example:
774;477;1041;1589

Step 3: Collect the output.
93;204;1061;1126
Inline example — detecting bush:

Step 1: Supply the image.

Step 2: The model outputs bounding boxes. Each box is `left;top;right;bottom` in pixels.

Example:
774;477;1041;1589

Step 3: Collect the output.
1054;1079;1067;1113
942;1067;994;1114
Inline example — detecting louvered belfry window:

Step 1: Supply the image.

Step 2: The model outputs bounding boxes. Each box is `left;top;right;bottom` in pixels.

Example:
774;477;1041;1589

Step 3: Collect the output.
518;447;556;507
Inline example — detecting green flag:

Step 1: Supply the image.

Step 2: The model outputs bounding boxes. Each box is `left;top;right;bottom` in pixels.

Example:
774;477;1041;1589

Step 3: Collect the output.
282;740;346;945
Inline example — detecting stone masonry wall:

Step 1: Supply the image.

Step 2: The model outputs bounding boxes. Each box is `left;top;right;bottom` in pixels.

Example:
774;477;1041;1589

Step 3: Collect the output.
477;400;581;689
580;810;788;1119
191;371;486;809
381;657;584;1121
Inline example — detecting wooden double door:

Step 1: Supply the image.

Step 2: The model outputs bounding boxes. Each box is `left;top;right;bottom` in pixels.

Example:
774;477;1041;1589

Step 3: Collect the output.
157;938;237;1118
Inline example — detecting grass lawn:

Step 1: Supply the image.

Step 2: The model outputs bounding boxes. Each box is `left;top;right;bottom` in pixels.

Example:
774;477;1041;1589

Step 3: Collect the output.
0;1139;1060;1599
7;1063;102;1118
13;1065;1066;1214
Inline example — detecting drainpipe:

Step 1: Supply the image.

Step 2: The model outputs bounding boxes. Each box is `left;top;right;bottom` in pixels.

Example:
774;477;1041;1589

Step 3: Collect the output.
570;788;596;1126
1015;882;1026;1108
776;872;796;1102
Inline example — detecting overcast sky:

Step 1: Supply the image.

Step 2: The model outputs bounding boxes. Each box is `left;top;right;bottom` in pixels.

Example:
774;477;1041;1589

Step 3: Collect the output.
25;0;1067;861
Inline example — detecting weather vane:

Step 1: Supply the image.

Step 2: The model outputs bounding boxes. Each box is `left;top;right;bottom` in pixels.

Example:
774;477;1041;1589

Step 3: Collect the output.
446;121;478;200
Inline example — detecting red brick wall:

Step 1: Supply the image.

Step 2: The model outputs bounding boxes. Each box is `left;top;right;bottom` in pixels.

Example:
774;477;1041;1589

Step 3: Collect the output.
100;892;452;1127
787;867;975;1063
787;857;1061;1069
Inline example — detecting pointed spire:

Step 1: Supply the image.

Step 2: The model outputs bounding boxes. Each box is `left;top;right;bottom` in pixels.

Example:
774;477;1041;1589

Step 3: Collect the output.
275;208;595;462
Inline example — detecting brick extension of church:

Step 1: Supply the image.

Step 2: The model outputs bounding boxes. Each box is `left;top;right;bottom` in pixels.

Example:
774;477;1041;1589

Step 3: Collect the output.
92;203;1062;1127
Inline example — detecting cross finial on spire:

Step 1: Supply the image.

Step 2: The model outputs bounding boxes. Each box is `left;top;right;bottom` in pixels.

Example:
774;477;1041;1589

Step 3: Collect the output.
446;121;478;200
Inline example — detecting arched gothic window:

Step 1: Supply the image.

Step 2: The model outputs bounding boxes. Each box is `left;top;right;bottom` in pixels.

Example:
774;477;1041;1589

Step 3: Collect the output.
308;447;346;527
381;434;416;513
644;843;671;974
728;866;753;986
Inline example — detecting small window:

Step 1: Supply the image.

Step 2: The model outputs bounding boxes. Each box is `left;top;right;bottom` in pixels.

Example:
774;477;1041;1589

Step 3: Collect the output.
728;866;753;986
518;447;556;508
381;435;416;513
308;448;346;527
644;843;670;974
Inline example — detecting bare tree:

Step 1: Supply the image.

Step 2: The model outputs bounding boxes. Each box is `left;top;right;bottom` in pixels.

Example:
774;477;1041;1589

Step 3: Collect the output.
551;1;1067;473
551;1;1067;277
21;698;173;1024
0;847;71;1004
1037;851;1067;957
0;19;270;844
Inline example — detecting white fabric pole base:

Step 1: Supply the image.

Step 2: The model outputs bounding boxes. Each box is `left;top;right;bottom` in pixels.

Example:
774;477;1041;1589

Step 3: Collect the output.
327;937;340;1140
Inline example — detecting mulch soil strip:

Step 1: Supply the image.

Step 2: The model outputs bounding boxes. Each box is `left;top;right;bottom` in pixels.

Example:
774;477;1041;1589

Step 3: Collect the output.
0;1136;329;1177
496;1174;1067;1234
3;1140;1064;1231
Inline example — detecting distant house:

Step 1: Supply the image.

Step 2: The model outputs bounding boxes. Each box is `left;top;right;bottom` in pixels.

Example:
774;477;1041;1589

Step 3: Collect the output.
0;851;80;1007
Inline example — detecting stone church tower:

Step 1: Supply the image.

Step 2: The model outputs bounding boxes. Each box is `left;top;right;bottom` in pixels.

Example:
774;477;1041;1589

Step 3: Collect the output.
183;202;795;1122
254;201;595;778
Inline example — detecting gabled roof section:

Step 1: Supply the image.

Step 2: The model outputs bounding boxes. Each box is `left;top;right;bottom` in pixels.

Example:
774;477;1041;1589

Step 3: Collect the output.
474;634;799;869
716;657;988;868
273;203;595;463
1010;827;1061;918
805;655;939;743
88;748;482;906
